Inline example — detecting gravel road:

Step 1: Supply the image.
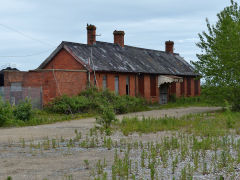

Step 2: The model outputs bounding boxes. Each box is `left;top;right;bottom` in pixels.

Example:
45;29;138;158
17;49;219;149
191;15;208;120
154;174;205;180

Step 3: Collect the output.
0;106;222;180
0;106;221;144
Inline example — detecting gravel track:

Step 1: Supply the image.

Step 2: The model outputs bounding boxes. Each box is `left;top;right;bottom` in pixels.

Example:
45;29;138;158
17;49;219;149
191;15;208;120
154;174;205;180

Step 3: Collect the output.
0;107;221;144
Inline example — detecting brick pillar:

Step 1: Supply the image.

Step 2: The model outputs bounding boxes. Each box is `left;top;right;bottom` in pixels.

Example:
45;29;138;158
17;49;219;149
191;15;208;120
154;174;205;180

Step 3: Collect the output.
144;75;151;101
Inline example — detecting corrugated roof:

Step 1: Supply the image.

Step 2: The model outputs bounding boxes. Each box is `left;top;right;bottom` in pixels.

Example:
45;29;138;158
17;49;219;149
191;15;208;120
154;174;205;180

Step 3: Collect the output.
38;41;198;76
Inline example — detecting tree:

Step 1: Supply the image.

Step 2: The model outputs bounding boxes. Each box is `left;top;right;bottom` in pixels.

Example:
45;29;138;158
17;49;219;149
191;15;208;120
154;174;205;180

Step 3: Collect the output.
193;0;240;110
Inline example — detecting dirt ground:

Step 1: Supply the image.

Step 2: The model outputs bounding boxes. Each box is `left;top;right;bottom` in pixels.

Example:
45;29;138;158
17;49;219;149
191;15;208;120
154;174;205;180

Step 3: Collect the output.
0;106;221;180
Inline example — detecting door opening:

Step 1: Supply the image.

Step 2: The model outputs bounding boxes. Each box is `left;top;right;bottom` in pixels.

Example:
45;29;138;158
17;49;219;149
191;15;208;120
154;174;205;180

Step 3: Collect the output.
159;83;169;104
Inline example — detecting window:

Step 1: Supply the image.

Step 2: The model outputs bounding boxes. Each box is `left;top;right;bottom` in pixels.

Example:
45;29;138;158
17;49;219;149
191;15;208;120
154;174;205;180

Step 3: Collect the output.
102;75;107;90
150;75;156;96
10;82;22;92
114;76;119;94
126;76;130;95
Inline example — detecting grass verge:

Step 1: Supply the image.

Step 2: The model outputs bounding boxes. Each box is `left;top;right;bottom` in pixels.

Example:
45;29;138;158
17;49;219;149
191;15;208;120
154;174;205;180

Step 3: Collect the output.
116;110;240;136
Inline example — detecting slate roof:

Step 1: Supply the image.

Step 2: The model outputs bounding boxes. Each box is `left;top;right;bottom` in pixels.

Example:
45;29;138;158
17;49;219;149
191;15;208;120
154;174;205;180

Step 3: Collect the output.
38;41;198;76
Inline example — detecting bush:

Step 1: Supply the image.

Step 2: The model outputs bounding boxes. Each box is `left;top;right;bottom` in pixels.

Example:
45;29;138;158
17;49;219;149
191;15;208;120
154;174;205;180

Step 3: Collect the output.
13;99;33;122
46;95;90;114
0;98;13;126
96;106;117;130
47;87;148;115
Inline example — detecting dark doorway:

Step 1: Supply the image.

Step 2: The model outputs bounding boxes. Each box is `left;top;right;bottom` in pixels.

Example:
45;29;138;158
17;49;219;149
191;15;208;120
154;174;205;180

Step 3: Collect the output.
159;84;168;104
126;76;130;95
0;73;4;86
138;74;144;97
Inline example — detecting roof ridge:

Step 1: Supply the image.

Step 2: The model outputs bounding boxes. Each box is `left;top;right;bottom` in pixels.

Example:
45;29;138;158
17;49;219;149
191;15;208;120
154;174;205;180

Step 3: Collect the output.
95;41;180;55
62;40;180;56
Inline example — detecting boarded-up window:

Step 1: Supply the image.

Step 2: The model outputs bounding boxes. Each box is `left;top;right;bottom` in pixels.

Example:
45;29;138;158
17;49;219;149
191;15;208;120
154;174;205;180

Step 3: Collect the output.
194;79;199;95
11;82;22;92
126;76;130;95
150;75;156;96
187;78;191;96
102;75;107;90
114;76;119;94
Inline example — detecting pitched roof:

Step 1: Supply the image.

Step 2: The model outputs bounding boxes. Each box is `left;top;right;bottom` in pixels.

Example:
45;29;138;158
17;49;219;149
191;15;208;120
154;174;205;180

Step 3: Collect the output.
38;41;198;76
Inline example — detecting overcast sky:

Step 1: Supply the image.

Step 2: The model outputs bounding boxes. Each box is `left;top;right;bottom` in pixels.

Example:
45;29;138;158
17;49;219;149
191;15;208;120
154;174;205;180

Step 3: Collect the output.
0;0;231;71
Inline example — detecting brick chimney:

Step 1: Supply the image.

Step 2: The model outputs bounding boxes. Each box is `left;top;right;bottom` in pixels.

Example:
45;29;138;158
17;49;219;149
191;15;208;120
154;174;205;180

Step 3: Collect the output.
165;40;174;53
87;24;96;45
113;30;125;47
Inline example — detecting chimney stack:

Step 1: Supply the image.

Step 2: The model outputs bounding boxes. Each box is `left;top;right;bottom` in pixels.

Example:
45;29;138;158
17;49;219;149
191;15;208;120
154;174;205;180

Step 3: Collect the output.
87;24;96;45
113;30;125;47
165;41;174;53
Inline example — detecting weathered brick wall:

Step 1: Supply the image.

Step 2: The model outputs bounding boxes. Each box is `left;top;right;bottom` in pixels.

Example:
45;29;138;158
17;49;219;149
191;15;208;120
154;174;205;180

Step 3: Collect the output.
4;70;87;105
4;71;26;86
94;72;136;97
143;75;151;101
44;49;86;70
169;76;201;98
3;48;201;105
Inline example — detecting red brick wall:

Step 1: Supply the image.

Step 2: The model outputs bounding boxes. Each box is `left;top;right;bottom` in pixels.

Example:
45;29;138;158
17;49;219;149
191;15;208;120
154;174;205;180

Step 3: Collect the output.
4;70;87;105
4;69;201;105
175;82;181;97
44;49;86;70
94;72;136;97
4;71;26;86
168;76;200;98
144;75;151;101
3;48;201;105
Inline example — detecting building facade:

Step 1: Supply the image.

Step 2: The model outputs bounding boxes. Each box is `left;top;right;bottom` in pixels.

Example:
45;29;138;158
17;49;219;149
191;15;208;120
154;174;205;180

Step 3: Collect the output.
0;25;200;105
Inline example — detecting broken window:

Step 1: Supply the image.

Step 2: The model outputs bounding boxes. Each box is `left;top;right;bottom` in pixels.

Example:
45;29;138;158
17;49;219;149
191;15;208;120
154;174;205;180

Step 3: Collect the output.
150;75;156;96
126;76;130;95
114;76;119;94
102;75;107;90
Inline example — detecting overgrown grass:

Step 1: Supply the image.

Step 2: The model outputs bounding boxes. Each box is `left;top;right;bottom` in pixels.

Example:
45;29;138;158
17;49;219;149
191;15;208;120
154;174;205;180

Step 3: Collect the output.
2;110;94;127
150;96;223;110
117;110;240;136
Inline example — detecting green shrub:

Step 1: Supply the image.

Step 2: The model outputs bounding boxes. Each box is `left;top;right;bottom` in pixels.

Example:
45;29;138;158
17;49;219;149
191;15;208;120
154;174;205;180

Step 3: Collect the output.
0;98;13;126
13;99;33;122
46;95;90;114
47;87;148;115
96;106;117;131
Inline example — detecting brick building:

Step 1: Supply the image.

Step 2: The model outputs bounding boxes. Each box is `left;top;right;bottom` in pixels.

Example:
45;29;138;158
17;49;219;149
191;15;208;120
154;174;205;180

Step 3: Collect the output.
0;24;200;105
